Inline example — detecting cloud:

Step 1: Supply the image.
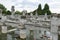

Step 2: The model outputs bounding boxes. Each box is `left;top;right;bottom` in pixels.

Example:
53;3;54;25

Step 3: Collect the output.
11;0;23;2
0;0;60;13
26;0;38;3
16;7;36;12
50;8;60;13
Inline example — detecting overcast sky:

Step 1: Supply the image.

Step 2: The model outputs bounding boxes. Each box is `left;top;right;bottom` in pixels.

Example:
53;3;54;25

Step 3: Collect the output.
0;0;60;13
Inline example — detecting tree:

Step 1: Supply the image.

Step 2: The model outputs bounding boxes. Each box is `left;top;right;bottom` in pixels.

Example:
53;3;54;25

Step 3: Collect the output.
32;3;51;15
2;10;11;15
32;4;42;15
37;4;42;15
38;4;42;10
15;11;22;15
32;10;36;15
6;10;11;15
43;3;51;15
0;4;6;11
43;4;49;10
46;10;51;15
0;4;7;15
2;10;6;15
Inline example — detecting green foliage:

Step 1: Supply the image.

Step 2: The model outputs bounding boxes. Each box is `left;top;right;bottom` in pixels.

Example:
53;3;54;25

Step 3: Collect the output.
2;10;11;15
58;35;60;40
43;4;49;10
37;4;42;15
38;4;42;10
2;10;6;14
32;10;36;15
32;3;51;15
33;4;42;15
15;11;22;15
42;3;51;15
46;10;51;15
0;4;6;10
0;4;7;15
6;10;11;15
0;3;51;15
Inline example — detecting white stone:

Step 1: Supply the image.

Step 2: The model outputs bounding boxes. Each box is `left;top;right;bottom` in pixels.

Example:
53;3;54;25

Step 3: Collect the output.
2;26;7;33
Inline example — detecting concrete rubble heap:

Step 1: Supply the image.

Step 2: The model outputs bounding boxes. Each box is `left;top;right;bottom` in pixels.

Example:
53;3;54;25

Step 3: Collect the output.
0;6;60;40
